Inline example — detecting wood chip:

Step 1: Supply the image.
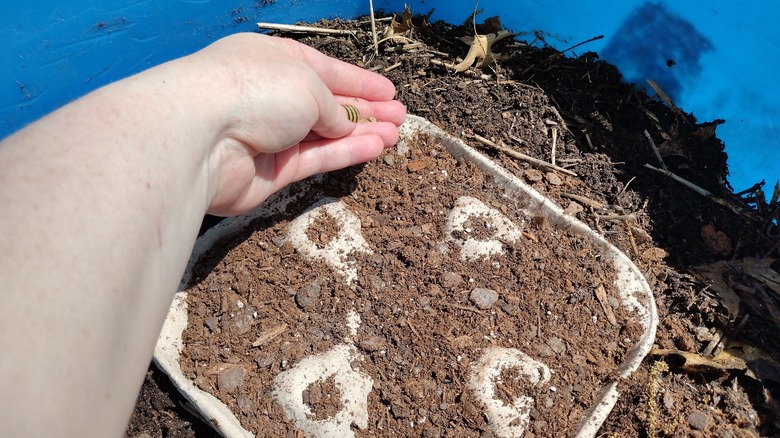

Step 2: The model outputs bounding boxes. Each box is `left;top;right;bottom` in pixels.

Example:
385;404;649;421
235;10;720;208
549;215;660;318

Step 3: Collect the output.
595;285;618;326
407;159;428;172
251;323;288;348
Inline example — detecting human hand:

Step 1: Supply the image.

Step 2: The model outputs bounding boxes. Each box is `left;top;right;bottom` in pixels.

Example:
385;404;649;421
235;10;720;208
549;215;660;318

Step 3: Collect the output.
192;34;406;216
0;32;405;438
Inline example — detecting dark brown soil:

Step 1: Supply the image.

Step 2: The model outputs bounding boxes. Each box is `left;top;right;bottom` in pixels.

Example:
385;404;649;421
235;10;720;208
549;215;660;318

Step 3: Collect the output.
127;12;780;438
177;129;646;436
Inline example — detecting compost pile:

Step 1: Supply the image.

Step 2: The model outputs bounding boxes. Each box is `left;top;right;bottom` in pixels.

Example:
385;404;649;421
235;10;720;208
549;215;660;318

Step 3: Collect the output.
127;9;780;438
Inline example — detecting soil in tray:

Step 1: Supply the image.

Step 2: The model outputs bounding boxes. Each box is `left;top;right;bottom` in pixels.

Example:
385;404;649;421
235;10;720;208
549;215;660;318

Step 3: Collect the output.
179;131;645;436
129;11;779;438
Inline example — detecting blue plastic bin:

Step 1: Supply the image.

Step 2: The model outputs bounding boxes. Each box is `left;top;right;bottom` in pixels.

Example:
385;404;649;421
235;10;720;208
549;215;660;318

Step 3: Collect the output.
2;0;777;192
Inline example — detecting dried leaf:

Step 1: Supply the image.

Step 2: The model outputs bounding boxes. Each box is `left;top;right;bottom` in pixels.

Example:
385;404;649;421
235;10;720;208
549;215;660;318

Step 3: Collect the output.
729;257;780;296
480;16;503;34
388;5;414;37
693;261;741;319
454;30;513;72
700;223;732;256
693;257;780;322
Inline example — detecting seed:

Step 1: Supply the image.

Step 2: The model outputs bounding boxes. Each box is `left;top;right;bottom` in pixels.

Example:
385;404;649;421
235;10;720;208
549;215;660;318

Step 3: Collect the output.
342;104;361;123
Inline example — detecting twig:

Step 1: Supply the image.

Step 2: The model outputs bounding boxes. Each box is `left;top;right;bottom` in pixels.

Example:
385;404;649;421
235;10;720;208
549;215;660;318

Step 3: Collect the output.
520;35;604;76
471;0;486;61
470;134;577;177
644;130;667;171
559;34;604;55
584;132;594;150
384;61;403;72
644;163;761;221
251;323;288;348
701;328;725;356
590;206;605;235
618;176;637;197
734;180;765;197
551;127;558;166
547;104;572;137
594;214;637;221
496;382;515;401
407;320;421;341
369;0;379;56
376;35;416;46
561;192;605;210
646;79;689;123
357;16;393;25
257;22;357;36
595;285;618;326
626;223;639;258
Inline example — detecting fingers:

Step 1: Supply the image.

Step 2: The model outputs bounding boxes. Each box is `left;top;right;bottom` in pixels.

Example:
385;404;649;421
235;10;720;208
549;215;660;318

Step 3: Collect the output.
309;94;406;140
272;36;397;102
259;35;404;141
336;98;407;127
270;134;388;194
212;126;398;216
302;119;401;145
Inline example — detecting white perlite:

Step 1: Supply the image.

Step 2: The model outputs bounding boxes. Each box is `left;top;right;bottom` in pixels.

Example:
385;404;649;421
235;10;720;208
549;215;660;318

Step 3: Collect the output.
442;196;522;261
272;344;373;438
288;198;372;284
469;347;552;438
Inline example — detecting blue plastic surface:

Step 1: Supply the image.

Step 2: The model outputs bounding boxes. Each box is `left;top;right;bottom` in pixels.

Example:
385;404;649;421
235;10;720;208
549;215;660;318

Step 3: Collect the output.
2;0;777;191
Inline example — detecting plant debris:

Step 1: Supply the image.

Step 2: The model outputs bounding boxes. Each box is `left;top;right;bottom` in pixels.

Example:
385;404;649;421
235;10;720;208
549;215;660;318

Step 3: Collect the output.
453;30;513;72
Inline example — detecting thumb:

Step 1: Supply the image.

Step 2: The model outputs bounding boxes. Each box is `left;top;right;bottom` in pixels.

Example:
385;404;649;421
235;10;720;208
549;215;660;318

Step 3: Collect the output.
309;89;357;139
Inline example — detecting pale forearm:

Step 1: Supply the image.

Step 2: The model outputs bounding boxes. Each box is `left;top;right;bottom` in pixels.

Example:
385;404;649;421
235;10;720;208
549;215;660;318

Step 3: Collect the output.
0;51;225;436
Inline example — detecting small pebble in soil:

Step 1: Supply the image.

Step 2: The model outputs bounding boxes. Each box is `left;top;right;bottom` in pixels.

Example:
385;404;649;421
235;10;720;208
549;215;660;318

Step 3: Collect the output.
218;367;245;392
270;234;285;247
563;201;584;216
441;272;462;289
687;410;710;431
358;335;385;352
407;159;428;172
236;395;253;414
295;282;321;309
663;391;675;410
390;398;411;419
469;288;499;309
545;172;563;186
545;336;567;355
524;169;543;183
204;316;219;332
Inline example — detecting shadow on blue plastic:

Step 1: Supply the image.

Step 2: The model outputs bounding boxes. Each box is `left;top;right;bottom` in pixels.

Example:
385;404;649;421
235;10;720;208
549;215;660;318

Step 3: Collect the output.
601;2;713;102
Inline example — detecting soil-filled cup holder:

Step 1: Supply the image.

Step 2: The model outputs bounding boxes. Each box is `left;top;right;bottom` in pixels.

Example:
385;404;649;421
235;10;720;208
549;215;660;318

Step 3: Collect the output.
154;115;658;438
